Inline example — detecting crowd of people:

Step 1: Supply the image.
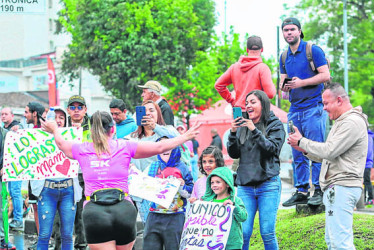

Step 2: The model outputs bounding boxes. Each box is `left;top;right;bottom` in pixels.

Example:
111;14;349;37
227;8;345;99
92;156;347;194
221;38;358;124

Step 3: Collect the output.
0;16;372;250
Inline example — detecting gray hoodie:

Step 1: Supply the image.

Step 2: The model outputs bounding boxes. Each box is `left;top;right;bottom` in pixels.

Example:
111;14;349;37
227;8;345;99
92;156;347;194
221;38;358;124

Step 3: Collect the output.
300;106;369;191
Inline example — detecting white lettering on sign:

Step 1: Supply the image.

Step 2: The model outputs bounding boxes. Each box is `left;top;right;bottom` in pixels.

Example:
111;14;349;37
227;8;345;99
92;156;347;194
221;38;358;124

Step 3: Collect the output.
0;0;45;14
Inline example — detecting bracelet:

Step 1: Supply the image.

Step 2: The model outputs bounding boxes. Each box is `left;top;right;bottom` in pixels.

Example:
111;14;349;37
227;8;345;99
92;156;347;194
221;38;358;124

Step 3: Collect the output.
297;138;301;146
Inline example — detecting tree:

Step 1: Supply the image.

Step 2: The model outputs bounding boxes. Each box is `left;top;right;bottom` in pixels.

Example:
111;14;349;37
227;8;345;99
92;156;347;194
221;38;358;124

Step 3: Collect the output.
58;0;216;111
287;0;374;124
166;28;247;128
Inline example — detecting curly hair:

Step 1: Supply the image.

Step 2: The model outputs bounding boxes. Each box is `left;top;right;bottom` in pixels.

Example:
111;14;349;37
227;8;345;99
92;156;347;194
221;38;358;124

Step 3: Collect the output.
198;146;225;176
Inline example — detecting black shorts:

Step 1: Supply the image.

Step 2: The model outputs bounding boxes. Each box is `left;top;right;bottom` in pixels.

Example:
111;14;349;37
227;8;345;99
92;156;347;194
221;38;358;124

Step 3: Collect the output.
83;199;137;245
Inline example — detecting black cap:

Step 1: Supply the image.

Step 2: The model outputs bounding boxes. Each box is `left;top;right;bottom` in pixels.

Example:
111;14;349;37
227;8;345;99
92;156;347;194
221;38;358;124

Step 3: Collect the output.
27;102;45;116
67;95;86;106
247;36;263;50
282;17;304;39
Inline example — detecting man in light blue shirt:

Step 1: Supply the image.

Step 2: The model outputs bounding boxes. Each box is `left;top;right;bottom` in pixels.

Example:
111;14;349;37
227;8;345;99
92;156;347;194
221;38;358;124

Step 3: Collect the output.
109;99;137;138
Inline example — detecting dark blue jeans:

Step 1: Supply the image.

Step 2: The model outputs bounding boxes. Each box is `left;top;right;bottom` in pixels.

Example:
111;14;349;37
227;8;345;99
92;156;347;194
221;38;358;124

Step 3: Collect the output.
143;212;185;250
237;176;281;250
288;104;327;192
9;181;23;222
37;183;76;250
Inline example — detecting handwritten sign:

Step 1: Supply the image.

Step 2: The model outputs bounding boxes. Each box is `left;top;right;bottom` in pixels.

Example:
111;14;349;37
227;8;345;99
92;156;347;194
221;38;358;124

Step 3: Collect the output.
3;128;82;181
179;201;233;250
128;167;181;208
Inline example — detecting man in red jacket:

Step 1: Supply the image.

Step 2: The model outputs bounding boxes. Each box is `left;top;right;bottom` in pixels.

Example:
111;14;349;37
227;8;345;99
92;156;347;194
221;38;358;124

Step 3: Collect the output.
215;36;276;115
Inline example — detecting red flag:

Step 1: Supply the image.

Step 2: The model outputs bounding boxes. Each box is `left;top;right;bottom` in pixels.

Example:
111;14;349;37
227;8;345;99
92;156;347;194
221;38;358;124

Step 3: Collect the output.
47;57;57;106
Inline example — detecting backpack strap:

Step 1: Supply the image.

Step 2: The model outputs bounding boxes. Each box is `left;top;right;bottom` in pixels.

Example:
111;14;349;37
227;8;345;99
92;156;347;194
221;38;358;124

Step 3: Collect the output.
283;42;329;75
306;41;316;72
281;50;288;73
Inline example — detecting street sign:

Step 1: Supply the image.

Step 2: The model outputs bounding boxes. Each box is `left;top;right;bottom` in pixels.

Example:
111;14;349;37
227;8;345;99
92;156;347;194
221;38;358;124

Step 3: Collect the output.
0;0;46;14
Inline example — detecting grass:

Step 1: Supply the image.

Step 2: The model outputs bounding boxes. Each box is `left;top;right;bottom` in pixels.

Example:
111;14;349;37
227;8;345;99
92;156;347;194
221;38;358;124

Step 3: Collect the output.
247;209;374;250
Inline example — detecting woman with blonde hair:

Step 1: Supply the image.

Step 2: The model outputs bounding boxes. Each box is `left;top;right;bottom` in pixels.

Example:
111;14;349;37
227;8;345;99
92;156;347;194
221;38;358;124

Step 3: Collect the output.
42;111;199;250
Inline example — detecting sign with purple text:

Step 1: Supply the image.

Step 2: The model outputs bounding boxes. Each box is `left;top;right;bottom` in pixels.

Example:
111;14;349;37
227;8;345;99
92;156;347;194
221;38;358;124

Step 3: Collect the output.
179;201;233;250
2;128;82;181
128;167;181;208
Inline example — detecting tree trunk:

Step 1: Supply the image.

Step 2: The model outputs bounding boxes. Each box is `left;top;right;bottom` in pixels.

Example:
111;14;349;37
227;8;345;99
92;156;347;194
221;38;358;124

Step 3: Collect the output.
186;114;190;129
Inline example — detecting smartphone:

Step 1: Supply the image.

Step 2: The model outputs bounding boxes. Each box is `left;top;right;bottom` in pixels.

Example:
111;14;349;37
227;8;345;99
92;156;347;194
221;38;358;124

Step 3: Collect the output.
135;106;146;126
37;113;45;122
288;120;295;134
233;107;242;120
282;77;292;88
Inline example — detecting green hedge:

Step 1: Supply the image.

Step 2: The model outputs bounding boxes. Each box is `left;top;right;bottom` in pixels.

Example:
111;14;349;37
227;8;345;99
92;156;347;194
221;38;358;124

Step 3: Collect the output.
248;209;374;250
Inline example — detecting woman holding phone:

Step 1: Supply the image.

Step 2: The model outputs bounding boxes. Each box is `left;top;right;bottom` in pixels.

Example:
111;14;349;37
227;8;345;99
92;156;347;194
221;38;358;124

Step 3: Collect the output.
129;100;179;224
228;90;285;250
41;111;199;250
130;100;179;171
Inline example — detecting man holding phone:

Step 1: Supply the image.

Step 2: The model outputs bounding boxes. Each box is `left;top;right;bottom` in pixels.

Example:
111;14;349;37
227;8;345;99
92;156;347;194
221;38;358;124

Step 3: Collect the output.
280;17;330;207
215;35;276;117
24;102;45;128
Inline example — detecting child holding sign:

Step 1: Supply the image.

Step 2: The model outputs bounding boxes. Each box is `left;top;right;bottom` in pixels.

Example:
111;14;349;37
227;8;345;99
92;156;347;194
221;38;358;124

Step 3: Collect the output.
202;167;247;250
143;136;194;250
190;146;225;201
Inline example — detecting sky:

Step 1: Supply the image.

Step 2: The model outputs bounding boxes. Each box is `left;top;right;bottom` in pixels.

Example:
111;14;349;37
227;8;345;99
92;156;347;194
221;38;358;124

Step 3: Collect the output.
214;0;299;59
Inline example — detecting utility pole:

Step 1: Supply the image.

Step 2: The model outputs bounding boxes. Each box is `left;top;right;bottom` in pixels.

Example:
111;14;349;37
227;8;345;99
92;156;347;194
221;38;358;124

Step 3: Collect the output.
224;0;227;35
276;26;281;108
343;0;348;92
78;68;82;96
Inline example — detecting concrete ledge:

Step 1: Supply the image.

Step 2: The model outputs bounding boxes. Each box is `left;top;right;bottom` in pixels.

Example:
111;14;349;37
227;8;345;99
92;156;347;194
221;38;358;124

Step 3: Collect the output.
24;218;37;235
296;204;325;215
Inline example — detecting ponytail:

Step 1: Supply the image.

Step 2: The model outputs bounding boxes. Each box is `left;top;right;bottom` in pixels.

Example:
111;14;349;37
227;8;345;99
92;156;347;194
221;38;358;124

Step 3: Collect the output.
90;111;113;157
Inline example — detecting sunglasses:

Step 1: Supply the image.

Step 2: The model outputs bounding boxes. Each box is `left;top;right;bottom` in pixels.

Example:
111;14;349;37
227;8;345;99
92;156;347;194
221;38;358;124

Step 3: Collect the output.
69;106;84;111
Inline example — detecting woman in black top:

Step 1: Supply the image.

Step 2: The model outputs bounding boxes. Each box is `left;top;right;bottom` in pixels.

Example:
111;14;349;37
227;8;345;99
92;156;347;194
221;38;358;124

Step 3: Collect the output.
228;90;285;250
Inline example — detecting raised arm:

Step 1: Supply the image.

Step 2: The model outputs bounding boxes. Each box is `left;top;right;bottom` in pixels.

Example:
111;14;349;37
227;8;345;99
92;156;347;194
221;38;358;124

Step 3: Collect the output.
41;120;74;159
133;123;200;159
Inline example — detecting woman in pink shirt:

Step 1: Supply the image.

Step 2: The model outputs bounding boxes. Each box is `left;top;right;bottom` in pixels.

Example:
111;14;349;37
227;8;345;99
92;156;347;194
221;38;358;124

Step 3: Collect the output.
42;111;199;250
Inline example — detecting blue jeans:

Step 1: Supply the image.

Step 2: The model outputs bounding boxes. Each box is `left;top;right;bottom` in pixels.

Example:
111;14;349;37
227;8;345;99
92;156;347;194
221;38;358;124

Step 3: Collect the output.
9;181;23;222
323;185;361;250
37;183;76;250
288;104;327;192
237;175;281;250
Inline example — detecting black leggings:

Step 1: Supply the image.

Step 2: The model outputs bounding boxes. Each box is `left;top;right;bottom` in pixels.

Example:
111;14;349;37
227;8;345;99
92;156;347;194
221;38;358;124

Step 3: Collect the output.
83;199;137;245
